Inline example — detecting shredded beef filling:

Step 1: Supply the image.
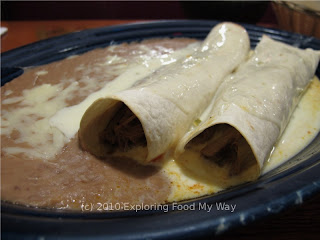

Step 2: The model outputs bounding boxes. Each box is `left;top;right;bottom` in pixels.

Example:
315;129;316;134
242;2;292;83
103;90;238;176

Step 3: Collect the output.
190;124;255;176
100;104;147;152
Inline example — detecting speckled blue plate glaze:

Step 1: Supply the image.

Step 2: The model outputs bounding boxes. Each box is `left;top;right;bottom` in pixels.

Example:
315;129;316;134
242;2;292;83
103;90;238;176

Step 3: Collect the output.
1;20;320;240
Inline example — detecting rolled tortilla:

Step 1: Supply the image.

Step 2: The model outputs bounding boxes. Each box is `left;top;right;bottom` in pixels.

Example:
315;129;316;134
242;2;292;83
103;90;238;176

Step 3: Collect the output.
79;22;250;164
176;35;320;187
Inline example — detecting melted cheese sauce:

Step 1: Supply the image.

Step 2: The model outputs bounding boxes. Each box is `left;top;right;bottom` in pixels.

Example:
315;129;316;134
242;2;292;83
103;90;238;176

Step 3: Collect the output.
1;38;320;209
1;83;72;160
262;78;320;173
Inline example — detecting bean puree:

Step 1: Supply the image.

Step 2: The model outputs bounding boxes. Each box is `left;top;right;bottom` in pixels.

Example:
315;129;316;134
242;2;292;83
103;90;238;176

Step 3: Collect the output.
1;38;195;210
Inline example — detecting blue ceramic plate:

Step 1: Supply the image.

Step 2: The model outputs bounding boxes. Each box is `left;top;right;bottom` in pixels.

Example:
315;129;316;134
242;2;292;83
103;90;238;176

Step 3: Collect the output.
1;20;320;240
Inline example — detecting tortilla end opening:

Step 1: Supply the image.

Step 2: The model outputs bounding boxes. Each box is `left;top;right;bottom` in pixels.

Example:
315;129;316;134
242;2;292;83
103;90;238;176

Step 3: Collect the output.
99;103;147;153
187;123;259;180
79;100;150;164
79;99;123;158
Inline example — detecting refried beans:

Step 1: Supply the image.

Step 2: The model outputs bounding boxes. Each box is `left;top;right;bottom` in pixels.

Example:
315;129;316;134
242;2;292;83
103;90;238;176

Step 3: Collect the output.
1;38;196;210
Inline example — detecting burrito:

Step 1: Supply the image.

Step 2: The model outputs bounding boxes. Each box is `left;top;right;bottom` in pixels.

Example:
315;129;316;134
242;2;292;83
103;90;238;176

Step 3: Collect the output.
79;22;250;164
175;35;320;187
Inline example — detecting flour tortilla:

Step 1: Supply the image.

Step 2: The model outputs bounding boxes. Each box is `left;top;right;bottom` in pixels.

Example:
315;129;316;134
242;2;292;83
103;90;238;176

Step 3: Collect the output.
79;22;250;164
176;35;320;186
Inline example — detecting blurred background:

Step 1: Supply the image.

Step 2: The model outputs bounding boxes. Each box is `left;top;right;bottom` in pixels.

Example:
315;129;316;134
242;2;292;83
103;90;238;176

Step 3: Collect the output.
1;1;320;53
1;1;275;23
0;0;278;53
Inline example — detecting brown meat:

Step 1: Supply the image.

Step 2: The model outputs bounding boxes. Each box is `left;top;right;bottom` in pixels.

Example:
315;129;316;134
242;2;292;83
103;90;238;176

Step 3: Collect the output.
100;104;146;152
198;125;246;176
200;126;241;160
